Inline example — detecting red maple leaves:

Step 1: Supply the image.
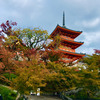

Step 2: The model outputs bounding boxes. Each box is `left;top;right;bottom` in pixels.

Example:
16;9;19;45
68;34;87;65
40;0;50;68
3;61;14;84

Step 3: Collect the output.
0;20;17;36
94;49;100;54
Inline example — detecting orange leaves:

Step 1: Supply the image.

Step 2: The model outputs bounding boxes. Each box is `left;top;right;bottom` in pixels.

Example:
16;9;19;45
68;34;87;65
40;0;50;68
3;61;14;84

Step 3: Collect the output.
0;41;18;86
41;49;64;64
24;48;36;57
0;62;5;72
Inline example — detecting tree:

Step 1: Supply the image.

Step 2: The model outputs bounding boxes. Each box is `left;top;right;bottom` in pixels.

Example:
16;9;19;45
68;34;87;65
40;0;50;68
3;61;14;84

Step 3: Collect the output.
40;49;64;65
0;39;18;85
78;50;100;97
47;34;61;50
94;49;100;54
74;67;100;98
0;20;24;52
12;54;48;95
0;20;49;61
18;28;48;49
0;20;17;36
82;51;100;70
41;62;78;93
0;20;48;50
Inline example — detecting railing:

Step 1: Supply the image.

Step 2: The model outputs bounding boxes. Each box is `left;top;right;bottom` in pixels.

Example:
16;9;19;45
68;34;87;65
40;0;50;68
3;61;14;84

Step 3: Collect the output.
60;35;84;44
59;47;75;52
60;35;74;41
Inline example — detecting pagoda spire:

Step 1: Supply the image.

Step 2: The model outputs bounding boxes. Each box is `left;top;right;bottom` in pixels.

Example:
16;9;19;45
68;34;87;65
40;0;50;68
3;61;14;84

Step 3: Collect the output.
63;11;65;27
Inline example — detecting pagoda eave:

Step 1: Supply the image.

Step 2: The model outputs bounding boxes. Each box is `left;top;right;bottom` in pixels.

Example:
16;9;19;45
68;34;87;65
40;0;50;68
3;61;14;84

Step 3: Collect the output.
61;42;83;49
58;49;85;57
51;25;82;39
61;38;84;45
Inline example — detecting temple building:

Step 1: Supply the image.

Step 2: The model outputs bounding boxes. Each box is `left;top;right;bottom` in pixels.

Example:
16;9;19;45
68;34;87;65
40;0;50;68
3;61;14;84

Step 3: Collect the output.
49;12;85;63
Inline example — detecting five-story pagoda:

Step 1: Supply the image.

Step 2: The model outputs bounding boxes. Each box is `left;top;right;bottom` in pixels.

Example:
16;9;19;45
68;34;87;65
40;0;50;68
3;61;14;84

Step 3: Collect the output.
49;12;85;63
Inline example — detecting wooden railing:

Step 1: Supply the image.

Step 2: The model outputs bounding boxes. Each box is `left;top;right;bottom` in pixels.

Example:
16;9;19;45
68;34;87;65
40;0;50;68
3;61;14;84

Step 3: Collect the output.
59;47;75;52
60;35;74;41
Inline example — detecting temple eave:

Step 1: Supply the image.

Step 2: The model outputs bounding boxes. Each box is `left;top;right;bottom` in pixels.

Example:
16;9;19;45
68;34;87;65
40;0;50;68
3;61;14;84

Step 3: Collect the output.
58;25;82;34
61;42;83;49
58;49;85;57
61;38;84;45
50;25;82;38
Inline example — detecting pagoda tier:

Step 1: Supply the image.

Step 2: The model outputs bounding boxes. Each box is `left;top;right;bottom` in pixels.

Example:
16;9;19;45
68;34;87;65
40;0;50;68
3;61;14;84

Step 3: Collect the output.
48;35;83;52
58;49;85;63
59;49;85;58
51;25;82;39
60;36;84;49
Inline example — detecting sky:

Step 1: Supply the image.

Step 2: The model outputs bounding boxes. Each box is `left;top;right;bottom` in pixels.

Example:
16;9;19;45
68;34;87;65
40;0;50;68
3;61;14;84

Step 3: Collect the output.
0;0;100;55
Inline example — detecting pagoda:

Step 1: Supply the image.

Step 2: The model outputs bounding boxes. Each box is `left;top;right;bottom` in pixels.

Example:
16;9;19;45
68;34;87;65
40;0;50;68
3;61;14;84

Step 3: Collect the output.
50;12;85;63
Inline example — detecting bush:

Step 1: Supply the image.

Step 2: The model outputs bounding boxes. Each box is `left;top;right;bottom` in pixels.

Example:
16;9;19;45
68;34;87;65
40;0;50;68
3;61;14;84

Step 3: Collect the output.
0;85;17;100
3;73;17;81
0;73;17;86
68;89;100;100
68;89;89;100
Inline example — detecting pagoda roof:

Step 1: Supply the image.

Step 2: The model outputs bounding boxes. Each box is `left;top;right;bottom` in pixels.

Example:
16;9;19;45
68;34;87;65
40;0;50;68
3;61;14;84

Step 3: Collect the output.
61;38;84;49
51;25;82;39
58;49;85;57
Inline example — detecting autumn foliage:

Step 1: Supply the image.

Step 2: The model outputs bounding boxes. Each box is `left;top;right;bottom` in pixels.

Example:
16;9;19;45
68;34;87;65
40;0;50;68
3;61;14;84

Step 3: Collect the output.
94;49;100;54
0;20;100;99
0;20;17;36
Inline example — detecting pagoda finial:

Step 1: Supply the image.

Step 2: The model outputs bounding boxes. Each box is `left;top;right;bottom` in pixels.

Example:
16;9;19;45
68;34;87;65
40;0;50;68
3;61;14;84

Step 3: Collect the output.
63;11;65;27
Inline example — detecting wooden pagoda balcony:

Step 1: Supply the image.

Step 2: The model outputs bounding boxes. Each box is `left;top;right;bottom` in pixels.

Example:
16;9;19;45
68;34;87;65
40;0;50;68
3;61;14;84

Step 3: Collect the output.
60;57;78;63
58;46;75;52
60;35;74;41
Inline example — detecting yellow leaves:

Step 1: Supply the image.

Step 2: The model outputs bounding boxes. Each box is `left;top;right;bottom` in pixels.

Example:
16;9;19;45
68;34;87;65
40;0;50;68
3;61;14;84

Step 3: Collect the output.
12;55;49;94
33;27;48;35
26;81;33;87
49;35;61;49
16;41;20;45
12;49;100;94
6;36;19;42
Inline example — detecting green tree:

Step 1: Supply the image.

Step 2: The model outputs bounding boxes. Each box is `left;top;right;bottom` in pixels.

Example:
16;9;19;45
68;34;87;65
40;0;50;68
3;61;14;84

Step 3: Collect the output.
77;52;100;98
41;62;79;93
19;28;48;49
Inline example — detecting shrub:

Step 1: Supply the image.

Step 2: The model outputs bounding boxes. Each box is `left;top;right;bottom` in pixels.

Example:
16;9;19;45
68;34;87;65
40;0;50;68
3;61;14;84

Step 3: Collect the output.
3;73;17;81
0;85;17;100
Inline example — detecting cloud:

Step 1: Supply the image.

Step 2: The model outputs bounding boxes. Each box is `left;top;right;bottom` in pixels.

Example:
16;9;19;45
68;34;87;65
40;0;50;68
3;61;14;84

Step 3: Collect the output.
12;0;44;9
82;31;100;46
0;0;45;27
76;30;100;55
11;0;29;8
82;18;100;28
76;47;94;55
